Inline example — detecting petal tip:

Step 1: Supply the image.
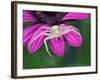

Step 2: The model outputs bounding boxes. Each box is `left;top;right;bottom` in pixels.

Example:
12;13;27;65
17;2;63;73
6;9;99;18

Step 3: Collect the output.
73;40;82;47
57;53;64;57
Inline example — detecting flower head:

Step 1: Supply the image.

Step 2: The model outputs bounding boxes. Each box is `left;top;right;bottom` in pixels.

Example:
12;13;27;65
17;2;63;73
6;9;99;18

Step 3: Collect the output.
23;10;89;57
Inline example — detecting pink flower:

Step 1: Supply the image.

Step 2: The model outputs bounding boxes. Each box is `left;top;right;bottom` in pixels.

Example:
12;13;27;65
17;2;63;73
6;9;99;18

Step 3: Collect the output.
23;10;89;57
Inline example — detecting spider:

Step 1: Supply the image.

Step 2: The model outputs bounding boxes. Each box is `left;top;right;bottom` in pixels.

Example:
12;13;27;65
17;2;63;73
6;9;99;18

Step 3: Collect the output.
28;24;81;57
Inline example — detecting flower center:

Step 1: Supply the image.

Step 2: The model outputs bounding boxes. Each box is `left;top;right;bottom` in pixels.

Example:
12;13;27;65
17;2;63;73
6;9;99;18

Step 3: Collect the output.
50;25;61;38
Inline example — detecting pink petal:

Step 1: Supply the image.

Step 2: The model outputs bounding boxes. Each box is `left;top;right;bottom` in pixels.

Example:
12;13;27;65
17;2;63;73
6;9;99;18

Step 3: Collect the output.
23;24;40;45
23;10;36;22
63;12;89;21
27;24;49;54
49;37;64;57
64;27;82;47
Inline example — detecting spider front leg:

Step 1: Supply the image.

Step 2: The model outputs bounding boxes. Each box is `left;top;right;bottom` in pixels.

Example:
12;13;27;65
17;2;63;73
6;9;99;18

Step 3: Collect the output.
60;27;82;42
61;27;81;37
44;35;55;58
28;30;50;47
32;30;50;41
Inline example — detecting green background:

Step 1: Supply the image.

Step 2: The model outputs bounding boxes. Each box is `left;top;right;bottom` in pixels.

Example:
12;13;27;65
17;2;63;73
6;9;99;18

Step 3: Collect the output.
23;13;91;69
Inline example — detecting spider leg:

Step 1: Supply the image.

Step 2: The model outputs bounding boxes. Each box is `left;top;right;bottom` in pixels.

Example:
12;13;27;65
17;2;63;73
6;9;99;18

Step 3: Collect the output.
69;26;80;32
60;26;72;32
28;30;50;47
61;28;82;40
29;25;51;43
61;27;81;36
61;28;73;35
71;29;82;39
44;35;55;58
31;30;50;41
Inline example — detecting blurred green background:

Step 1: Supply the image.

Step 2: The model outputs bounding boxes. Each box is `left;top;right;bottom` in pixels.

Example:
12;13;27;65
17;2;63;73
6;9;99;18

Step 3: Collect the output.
23;13;91;69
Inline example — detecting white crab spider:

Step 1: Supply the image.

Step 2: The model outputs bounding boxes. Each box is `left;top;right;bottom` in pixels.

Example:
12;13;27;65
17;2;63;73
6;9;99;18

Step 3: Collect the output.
30;24;81;57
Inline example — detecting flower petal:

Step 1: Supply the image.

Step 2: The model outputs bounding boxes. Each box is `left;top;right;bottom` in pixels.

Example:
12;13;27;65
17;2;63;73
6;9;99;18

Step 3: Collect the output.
23;24;40;45
27;24;49;54
63;12;89;21
23;10;36;22
49;37;64;57
64;26;82;47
